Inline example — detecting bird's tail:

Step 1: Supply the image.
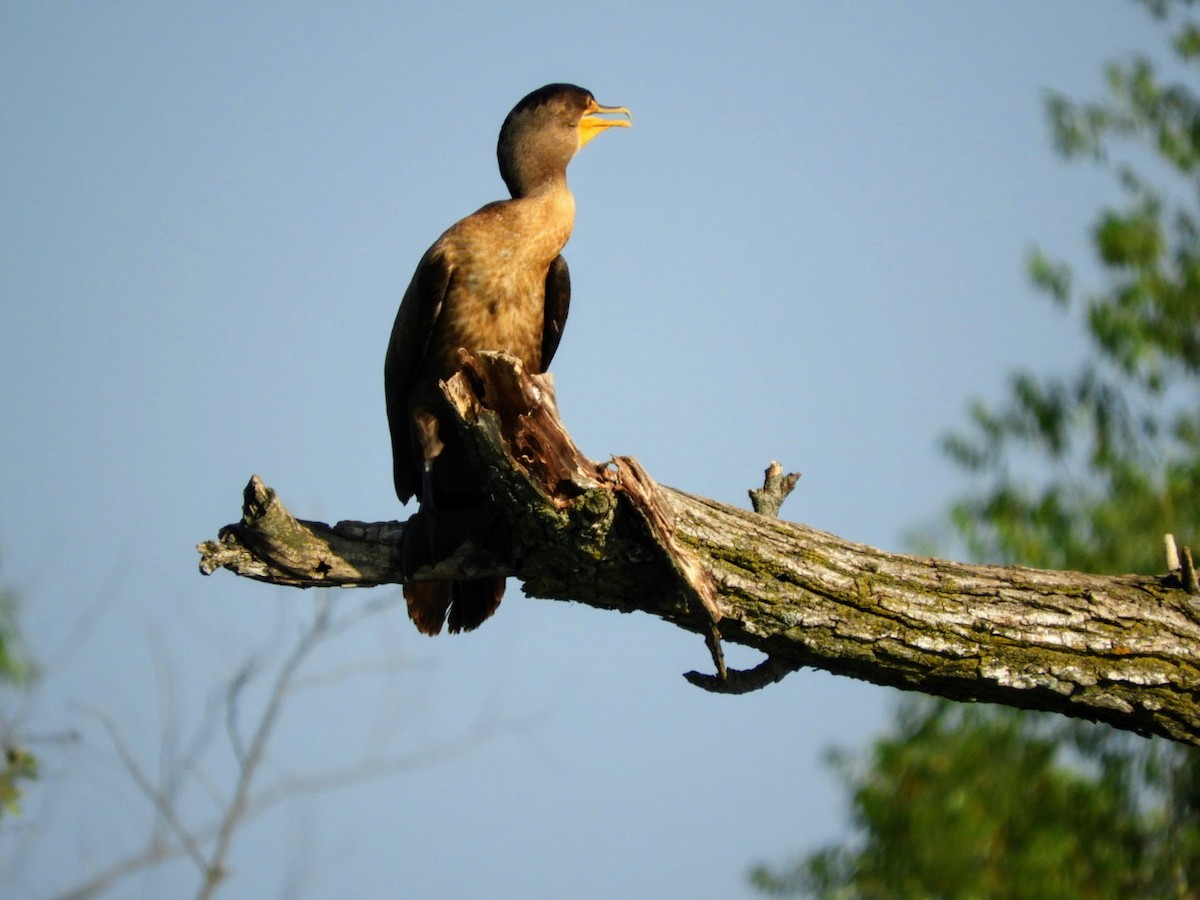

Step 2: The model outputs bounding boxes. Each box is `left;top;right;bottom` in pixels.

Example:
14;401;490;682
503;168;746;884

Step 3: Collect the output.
404;577;505;636
399;501;507;635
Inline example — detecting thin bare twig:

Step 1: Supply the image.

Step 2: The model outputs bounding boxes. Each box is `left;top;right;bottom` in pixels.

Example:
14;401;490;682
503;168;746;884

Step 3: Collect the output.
54;623;533;900
223;659;257;771
85;708;209;876
194;597;333;900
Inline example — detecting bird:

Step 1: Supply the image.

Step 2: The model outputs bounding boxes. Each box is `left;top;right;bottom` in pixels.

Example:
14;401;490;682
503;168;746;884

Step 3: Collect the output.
385;83;631;636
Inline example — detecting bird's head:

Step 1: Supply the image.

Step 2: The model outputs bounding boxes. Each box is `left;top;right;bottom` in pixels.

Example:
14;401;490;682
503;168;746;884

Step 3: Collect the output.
497;83;631;198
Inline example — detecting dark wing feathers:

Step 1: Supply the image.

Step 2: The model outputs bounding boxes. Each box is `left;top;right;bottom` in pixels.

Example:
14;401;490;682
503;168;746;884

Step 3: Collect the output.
540;254;570;371
385;245;453;503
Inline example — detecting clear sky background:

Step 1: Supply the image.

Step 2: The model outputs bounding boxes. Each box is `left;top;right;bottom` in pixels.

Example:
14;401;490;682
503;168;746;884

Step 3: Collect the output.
0;2;1170;898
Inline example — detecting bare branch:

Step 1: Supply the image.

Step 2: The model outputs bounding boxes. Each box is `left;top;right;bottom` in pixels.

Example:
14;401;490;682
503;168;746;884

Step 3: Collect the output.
687;461;808;693
197;352;1200;748
1183;546;1199;597
86;708;209;876
223;659;256;771
748;460;801;518
193;598;333;900
55;616;535;900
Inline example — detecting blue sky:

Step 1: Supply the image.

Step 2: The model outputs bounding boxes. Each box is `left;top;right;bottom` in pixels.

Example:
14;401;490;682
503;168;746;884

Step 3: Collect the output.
0;2;1170;897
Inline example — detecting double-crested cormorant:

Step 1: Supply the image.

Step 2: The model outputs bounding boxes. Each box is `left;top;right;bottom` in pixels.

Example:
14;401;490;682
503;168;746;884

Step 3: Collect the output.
385;84;631;635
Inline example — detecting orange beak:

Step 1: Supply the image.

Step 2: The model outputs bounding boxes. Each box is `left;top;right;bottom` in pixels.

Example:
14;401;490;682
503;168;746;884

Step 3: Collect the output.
579;100;632;148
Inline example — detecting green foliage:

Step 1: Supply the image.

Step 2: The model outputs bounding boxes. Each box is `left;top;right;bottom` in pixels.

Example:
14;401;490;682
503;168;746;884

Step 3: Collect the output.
944;0;1199;573
752;1;1200;896
751;700;1196;899
0;586;37;819
0;588;35;688
0;746;37;818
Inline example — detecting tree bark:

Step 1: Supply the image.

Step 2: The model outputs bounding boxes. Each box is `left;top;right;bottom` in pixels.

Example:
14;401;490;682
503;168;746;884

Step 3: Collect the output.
197;352;1200;747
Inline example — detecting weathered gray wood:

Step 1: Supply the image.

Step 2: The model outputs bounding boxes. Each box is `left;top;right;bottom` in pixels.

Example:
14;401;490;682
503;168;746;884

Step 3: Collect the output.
197;352;1200;747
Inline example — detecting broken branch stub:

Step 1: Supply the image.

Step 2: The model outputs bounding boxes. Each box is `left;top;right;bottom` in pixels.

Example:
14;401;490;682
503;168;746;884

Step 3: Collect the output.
443;351;727;675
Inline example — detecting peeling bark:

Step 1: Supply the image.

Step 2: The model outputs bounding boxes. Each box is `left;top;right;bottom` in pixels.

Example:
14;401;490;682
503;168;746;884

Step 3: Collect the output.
198;352;1200;747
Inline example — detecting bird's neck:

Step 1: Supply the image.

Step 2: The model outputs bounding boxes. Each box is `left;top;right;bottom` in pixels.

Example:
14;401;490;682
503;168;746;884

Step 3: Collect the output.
509;179;575;258
509;170;569;201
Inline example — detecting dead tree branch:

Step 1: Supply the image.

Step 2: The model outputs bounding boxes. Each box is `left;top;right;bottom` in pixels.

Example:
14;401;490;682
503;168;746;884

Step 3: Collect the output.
198;352;1200;748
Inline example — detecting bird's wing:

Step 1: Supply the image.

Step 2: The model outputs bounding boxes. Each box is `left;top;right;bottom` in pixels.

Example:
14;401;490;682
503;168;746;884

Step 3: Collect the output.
540;254;571;371
385;244;453;503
